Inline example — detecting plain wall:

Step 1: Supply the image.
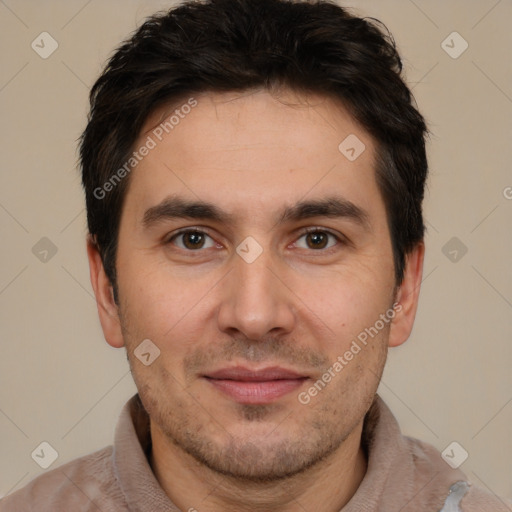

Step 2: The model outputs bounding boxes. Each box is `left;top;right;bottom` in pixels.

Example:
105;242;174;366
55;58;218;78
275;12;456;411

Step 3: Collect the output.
0;0;511;501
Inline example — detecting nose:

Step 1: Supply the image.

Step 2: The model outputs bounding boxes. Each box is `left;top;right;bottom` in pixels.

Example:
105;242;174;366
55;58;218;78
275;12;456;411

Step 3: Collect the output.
216;243;296;341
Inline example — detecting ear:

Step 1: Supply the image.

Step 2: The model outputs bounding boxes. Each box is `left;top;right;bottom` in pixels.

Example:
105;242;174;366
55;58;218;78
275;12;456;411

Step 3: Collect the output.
388;241;425;348
86;235;125;348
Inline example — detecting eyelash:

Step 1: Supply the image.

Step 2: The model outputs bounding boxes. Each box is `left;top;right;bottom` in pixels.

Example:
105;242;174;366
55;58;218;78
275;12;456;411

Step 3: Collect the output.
165;227;345;254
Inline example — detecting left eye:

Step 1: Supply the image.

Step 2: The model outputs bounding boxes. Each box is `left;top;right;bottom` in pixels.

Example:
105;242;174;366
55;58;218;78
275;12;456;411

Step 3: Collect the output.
294;229;340;250
168;230;217;250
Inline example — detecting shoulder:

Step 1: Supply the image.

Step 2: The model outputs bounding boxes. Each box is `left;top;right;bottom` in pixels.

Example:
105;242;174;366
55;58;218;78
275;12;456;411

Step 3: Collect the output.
404;436;511;511
0;445;127;512
460;485;512;512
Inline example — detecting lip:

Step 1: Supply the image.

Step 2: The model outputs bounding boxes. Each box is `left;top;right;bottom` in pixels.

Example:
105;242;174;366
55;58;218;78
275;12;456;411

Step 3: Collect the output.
203;366;309;404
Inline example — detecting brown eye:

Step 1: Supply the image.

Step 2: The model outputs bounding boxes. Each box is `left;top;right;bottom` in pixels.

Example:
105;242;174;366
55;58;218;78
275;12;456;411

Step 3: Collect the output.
168;230;215;250
295;229;340;251
305;231;328;249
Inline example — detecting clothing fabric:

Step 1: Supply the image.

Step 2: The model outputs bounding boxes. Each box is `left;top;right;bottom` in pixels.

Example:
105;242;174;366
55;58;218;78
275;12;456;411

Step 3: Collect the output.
1;394;509;511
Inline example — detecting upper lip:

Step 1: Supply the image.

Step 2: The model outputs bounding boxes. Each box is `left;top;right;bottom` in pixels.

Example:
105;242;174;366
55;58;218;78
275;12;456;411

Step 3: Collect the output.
203;366;308;381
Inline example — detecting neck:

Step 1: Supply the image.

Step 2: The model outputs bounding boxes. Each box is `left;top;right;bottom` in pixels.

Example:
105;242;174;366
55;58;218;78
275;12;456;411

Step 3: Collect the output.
149;420;367;512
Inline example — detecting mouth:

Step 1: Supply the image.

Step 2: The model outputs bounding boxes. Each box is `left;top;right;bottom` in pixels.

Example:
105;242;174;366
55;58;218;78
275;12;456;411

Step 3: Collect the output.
202;366;309;404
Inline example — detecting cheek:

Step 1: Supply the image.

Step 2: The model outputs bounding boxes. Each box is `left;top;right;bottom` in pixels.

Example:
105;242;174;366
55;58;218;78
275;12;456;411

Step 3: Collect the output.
293;262;392;335
117;258;185;339
121;255;184;305
117;255;222;362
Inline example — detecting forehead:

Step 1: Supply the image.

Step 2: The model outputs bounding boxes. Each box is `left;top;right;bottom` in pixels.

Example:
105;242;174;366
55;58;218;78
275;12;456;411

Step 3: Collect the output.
140;88;372;163
124;89;382;226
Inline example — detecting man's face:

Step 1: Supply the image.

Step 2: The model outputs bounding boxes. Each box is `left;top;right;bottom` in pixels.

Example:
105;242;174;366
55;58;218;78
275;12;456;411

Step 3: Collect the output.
111;89;401;480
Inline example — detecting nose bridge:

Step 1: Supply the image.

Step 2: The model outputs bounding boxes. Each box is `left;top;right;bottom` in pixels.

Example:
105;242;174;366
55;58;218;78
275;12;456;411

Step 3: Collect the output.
236;243;275;300
216;239;295;339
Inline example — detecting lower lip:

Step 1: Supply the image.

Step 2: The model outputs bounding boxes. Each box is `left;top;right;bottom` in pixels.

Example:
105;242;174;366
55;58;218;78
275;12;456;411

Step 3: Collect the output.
205;378;307;404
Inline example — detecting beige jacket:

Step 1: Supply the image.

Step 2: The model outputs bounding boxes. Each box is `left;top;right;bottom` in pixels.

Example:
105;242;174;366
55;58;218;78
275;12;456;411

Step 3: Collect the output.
1;394;510;511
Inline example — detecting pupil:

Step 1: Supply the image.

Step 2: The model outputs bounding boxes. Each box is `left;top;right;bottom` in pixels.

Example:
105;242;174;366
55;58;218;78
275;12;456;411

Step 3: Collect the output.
308;232;326;249
186;232;203;248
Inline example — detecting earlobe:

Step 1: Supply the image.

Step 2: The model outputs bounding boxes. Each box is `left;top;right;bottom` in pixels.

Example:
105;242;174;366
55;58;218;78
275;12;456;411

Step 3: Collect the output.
388;241;425;348
86;235;125;349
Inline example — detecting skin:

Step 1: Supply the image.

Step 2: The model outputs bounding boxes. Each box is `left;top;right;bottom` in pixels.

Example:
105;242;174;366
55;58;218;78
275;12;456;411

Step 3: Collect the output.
88;88;424;512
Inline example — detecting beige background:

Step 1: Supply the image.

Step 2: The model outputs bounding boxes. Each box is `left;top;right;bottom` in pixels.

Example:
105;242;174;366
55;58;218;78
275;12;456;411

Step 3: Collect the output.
1;0;511;503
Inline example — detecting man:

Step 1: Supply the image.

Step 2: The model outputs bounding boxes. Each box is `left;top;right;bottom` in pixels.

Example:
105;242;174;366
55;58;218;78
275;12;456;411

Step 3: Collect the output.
1;0;509;511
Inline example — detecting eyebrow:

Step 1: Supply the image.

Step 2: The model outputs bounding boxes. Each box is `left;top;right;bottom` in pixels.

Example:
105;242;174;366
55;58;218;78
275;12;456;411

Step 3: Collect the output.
143;196;234;227
142;195;371;231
